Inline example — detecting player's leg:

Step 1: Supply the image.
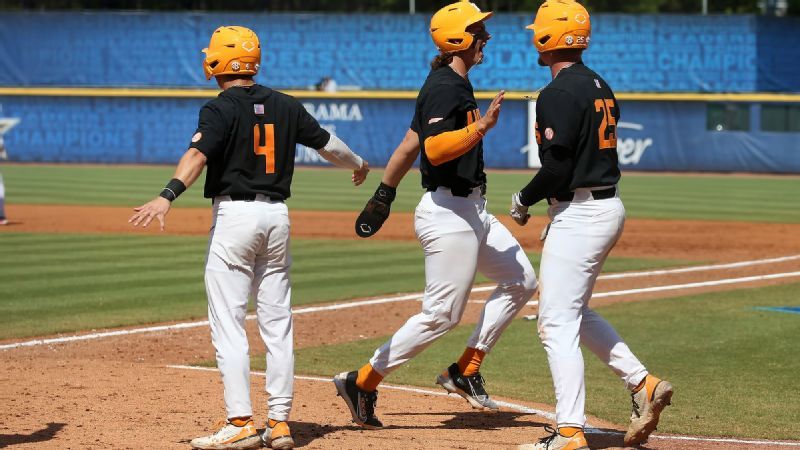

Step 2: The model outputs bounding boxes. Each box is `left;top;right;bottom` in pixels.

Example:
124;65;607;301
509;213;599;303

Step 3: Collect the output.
195;200;261;449
537;200;622;429
0;173;7;224
251;201;294;449
576;198;673;445
437;214;538;409
335;192;481;427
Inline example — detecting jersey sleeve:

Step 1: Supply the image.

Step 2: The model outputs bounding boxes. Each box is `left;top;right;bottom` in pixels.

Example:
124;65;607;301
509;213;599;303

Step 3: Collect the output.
296;103;331;149
190;103;229;158
417;84;463;137
535;88;583;154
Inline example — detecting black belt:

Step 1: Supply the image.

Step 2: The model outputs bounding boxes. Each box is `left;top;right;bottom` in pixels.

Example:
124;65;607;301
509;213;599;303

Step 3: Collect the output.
427;184;487;197
230;193;258;201
548;187;616;204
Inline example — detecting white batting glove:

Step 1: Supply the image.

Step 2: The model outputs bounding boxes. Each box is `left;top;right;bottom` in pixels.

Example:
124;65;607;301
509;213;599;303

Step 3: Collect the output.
510;192;531;226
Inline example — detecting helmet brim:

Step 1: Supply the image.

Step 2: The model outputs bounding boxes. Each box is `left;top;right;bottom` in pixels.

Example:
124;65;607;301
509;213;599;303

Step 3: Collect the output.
467;11;493;27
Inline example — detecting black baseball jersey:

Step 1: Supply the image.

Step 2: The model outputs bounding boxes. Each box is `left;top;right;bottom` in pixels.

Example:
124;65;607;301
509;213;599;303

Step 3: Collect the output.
411;66;486;193
535;63;621;191
190;84;330;200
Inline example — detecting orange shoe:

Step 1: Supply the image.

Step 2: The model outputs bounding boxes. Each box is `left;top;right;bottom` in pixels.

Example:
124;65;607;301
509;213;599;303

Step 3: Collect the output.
190;418;260;449
517;426;589;450
262;419;294;449
624;374;674;446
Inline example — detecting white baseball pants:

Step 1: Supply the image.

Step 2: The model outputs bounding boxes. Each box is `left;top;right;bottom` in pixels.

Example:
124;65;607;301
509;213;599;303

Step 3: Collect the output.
537;189;648;428
369;187;538;375
0;173;6;218
204;196;294;422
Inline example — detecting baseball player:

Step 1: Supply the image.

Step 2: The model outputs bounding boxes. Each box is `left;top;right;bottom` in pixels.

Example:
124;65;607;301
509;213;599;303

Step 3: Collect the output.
510;2;673;448
129;26;369;450
335;1;538;429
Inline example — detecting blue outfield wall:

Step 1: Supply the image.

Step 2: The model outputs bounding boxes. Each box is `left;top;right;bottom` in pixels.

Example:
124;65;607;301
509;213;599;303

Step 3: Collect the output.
0;12;799;92
1;94;798;173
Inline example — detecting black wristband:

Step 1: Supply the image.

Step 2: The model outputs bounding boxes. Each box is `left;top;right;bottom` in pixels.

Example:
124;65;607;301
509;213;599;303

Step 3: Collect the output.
159;178;187;202
374;182;397;204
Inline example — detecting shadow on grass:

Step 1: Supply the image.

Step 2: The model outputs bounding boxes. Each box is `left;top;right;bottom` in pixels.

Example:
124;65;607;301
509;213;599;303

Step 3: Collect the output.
0;422;66;448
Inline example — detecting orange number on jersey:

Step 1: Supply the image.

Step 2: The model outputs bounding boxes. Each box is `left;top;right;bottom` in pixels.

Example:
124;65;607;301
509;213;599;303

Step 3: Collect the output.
594;99;617;150
253;123;276;174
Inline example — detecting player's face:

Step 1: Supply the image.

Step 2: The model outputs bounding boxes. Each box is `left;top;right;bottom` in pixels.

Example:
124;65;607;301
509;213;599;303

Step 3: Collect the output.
466;22;491;66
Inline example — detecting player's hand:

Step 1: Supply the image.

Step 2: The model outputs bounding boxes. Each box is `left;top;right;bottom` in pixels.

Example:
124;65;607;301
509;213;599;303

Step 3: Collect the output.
509;192;530;226
353;160;370;186
129;197;172;231
476;90;505;133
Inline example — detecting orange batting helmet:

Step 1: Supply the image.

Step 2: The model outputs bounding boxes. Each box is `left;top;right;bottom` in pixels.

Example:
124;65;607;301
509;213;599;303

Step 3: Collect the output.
527;0;591;53
202;26;261;80
430;1;493;53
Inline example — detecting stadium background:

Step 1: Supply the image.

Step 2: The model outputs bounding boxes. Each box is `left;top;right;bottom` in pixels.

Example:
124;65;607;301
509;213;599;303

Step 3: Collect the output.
2;4;800;449
0;11;799;172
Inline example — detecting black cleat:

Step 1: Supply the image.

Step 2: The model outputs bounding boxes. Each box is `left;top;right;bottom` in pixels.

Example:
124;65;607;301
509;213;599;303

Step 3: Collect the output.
333;371;383;429
436;363;499;410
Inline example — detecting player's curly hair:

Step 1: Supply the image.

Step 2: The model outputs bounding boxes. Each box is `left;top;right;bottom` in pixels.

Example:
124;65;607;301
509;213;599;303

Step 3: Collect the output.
430;52;454;70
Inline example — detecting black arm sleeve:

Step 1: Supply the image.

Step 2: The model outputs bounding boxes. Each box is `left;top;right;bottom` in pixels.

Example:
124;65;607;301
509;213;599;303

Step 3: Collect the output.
518;146;574;206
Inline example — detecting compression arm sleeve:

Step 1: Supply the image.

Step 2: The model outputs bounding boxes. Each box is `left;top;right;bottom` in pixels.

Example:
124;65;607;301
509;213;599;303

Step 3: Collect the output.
518;146;574;206
423;123;484;166
316;134;364;170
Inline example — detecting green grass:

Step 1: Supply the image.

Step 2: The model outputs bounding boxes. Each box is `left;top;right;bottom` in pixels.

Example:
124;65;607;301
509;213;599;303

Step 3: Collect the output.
248;283;800;440
0;232;688;339
2;165;799;222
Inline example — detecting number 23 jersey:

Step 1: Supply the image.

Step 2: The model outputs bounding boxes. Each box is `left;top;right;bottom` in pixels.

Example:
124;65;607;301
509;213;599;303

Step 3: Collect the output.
190;85;330;200
535;63;621;191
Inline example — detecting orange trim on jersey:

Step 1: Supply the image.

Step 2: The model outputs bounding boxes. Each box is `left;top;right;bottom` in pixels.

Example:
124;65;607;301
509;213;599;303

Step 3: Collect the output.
424;123;484;166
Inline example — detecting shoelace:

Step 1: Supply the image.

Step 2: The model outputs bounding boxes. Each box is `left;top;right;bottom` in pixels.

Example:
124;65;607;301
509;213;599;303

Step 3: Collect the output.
630;393;642;418
463;372;488;396
539;425;559;446
365;390;378;417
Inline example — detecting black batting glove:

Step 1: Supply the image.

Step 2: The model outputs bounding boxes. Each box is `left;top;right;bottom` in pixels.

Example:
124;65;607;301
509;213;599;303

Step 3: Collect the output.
355;182;396;238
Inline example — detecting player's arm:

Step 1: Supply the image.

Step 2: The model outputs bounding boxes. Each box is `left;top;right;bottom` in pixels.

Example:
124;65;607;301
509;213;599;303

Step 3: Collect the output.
128;148;207;230
315;134;370;186
424;90;504;166
510;89;579;226
130;102;224;231
354;128;420;238
383;128;421;187
296;99;369;186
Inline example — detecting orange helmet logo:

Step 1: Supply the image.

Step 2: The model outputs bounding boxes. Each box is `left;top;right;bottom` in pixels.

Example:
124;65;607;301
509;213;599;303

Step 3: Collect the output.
527;0;591;54
430;1;493;53
202;26;261;80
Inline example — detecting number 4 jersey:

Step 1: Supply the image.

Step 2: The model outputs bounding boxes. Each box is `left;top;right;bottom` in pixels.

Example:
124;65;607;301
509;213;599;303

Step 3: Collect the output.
535;63;621;191
190;85;330;200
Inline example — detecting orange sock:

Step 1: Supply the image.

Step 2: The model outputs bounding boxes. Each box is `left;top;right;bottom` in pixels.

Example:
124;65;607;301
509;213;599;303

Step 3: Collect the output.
633;374;662;400
356;363;383;392
632;376;647;393
457;347;486;376
559;426;582;437
229;417;251;427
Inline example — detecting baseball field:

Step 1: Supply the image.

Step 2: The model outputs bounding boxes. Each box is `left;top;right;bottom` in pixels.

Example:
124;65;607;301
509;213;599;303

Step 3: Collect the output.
1;164;799;449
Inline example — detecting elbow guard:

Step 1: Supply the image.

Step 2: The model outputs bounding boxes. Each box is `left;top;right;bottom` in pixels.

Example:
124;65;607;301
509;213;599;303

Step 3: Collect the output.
424;124;484;166
318;134;364;170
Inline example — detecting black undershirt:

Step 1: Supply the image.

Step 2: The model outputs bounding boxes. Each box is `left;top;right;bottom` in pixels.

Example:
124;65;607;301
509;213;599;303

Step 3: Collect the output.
518;146;573;206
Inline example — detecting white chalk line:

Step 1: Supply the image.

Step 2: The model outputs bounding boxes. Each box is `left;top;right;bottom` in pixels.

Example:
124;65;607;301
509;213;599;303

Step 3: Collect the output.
167;364;800;448
3;254;799;351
